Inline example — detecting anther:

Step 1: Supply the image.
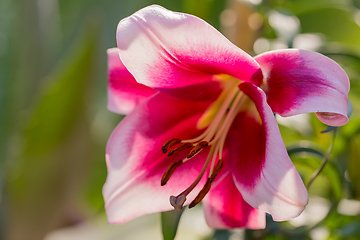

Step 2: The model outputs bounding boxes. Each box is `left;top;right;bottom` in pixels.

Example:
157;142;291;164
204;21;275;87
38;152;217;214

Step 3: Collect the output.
187;141;208;159
170;195;186;211
189;179;211;209
189;159;224;209
161;160;183;186
167;142;193;156
209;159;223;183
162;138;181;154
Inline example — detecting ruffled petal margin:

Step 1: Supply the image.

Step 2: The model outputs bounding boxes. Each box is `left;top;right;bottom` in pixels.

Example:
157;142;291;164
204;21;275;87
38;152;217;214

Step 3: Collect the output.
255;49;349;126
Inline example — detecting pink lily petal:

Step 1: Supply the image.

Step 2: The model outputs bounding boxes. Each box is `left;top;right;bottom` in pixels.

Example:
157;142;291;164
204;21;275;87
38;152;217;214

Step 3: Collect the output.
103;93;213;224
107;48;157;114
255;49;349;126
203;172;265;229
228;82;308;221
116;5;263;99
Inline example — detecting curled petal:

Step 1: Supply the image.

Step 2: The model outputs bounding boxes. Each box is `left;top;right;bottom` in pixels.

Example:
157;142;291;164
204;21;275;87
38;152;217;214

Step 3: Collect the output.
203;173;265;229
107;48;156;114
229;83;308;221
103;93;212;223
255;49;349;126
116;5;263;100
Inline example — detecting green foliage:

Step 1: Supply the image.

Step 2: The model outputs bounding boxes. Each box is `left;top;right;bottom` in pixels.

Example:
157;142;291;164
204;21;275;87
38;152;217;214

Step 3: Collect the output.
298;7;360;46
22;26;97;156
349;135;360;199
161;209;184;240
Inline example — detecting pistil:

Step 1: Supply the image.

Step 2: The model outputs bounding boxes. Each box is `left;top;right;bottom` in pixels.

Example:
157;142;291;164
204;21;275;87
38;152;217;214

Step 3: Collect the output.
169;143;216;210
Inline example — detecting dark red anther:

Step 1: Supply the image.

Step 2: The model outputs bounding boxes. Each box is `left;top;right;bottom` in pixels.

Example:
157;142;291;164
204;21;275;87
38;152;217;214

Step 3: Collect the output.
209;159;224;183
161;160;183;186
187;141;208;159
189;179;211;209
167;142;193;156
162;138;181;154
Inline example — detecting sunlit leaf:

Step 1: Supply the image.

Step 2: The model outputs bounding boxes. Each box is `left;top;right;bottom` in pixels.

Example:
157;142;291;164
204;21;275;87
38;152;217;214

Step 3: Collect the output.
22;26;97;156
287;143;325;158
161;209;184;240
7;22;98;240
289;142;342;200
283;0;350;15
349;135;360;200
298;8;360;47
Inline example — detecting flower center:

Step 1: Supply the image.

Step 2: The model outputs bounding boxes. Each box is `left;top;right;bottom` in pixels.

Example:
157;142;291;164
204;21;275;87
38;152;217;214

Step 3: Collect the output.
161;77;246;210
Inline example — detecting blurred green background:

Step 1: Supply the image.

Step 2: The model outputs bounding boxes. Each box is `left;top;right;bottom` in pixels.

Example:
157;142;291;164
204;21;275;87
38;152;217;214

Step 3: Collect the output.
1;0;360;239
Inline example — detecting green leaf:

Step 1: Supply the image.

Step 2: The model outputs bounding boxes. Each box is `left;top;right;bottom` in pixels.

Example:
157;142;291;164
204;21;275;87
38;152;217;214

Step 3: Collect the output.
22;24;97;156
298;8;360;47
9;21;98;201
349;135;360;199
287;143;325;159
283;0;350;15
161;209;184;240
289;145;342;200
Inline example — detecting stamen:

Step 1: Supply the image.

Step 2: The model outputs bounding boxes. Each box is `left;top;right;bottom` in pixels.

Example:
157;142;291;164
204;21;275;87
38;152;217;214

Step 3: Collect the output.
184;86;239;144
162;138;181;154
189;179;211;208
208;140;221;177
164;80;245;211
169;144;216;210
209;159;223;183
167;142;193;156
187;141;208;159
210;91;245;144
161;160;183;186
189;159;224;208
170;195;186;211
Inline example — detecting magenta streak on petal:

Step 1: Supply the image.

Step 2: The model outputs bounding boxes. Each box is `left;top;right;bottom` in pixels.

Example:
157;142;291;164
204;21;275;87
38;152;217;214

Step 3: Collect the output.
235;82;308;221
104;93;214;222
109;69;156;99
226;109;266;189
265;60;337;113
203;171;266;229
116;5;263;97
255;49;349;126
107;48;156;114
131;14;208;76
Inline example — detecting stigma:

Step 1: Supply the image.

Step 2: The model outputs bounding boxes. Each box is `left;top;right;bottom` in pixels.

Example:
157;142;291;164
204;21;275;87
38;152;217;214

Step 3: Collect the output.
161;77;246;210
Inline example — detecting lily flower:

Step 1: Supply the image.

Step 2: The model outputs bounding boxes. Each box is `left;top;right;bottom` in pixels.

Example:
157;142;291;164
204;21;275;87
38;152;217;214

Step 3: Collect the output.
103;5;349;229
